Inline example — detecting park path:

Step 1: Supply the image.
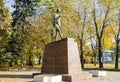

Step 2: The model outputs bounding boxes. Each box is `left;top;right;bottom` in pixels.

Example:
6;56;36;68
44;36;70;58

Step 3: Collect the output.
0;71;39;82
0;71;120;82
78;71;120;82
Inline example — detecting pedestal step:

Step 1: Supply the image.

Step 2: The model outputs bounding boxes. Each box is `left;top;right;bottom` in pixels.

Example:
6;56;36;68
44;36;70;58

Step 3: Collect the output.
34;74;71;82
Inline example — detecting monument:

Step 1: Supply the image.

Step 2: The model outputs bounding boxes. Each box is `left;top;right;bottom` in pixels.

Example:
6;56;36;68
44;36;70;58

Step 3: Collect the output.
34;8;92;82
53;8;62;41
34;38;92;82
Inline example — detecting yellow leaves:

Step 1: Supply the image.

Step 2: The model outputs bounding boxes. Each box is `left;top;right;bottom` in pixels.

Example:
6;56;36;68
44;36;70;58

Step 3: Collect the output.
102;25;114;49
103;37;113;49
0;2;11;49
103;25;115;38
0;5;12;34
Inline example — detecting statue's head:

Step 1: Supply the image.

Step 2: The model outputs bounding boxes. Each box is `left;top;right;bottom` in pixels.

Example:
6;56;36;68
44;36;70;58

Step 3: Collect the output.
56;8;61;13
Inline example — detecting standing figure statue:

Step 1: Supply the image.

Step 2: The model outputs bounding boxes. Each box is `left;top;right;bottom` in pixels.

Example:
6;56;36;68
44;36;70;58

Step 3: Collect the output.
53;8;62;41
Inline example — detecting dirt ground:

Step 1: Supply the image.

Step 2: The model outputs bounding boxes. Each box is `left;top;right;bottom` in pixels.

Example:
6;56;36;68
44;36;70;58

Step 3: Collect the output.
0;70;120;82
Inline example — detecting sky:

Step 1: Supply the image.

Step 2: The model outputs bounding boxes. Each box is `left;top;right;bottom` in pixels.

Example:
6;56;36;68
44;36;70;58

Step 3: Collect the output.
5;0;15;12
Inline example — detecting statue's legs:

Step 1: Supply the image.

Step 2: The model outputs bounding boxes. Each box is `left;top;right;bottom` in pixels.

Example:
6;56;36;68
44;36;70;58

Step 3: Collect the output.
58;29;62;39
55;30;58;41
54;24;62;41
55;28;62;41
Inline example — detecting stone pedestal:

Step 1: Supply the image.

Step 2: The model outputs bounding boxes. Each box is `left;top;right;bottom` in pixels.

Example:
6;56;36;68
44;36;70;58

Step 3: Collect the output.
40;38;92;82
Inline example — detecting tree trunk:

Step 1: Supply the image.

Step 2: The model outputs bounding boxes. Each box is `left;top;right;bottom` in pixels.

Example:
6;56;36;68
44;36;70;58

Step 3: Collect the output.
98;39;103;68
94;51;96;66
115;40;119;69
77;7;86;69
80;39;84;68
115;10;120;69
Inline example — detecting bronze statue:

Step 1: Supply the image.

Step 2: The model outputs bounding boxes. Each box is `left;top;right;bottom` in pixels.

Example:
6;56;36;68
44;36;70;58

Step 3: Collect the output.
53;8;62;41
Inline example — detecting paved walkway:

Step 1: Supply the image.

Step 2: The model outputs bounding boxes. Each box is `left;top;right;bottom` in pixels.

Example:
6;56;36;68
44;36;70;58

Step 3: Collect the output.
78;71;120;82
0;71;120;82
0;71;37;82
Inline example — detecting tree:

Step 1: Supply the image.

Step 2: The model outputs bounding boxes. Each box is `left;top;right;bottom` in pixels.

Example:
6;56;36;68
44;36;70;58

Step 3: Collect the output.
0;0;12;65
0;0;11;49
114;10;120;69
23;24;51;66
10;0;55;67
92;0;112;68
111;0;120;69
74;0;94;68
77;7;87;68
11;0;43;68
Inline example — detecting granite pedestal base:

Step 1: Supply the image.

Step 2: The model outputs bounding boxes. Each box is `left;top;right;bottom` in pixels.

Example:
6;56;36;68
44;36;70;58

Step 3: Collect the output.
36;38;92;82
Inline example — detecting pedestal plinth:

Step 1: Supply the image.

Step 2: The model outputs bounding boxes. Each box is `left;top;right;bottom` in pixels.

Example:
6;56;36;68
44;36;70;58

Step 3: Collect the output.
41;38;92;82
